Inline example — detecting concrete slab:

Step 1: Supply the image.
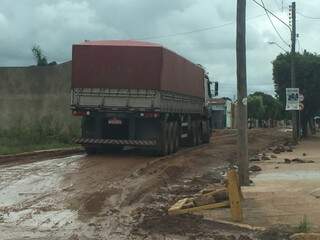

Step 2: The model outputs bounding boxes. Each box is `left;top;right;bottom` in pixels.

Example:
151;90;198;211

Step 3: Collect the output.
203;134;320;231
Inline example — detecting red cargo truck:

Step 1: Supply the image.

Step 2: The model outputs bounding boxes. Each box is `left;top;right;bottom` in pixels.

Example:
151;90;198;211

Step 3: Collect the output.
71;40;213;155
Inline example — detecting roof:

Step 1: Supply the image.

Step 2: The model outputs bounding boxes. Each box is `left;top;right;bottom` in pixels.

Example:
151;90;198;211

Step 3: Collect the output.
76;40;162;47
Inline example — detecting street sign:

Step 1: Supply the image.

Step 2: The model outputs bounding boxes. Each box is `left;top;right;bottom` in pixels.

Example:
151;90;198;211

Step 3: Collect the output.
299;103;304;111
286;88;300;110
299;94;304;102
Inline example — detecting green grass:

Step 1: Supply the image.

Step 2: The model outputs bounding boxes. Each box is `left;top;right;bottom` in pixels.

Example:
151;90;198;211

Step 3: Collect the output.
296;215;311;233
0;142;78;155
0;114;80;155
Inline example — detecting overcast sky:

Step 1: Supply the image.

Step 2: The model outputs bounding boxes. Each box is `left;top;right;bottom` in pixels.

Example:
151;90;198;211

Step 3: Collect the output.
0;0;319;97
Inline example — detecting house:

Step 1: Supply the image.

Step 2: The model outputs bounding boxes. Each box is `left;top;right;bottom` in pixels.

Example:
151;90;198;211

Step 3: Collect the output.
207;98;233;129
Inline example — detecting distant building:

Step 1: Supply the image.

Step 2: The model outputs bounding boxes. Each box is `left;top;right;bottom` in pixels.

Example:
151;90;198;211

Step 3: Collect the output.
207;98;233;129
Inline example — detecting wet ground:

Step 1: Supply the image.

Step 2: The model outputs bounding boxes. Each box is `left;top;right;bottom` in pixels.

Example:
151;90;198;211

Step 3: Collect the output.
244;134;320;230
205;134;320;232
0;151;155;239
0;129;290;240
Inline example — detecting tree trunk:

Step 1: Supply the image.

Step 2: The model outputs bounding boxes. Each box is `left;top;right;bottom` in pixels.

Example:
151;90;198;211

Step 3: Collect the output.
301;113;308;138
309;118;316;135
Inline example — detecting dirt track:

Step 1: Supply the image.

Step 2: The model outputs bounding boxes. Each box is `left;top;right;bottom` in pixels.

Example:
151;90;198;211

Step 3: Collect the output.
0;129;289;239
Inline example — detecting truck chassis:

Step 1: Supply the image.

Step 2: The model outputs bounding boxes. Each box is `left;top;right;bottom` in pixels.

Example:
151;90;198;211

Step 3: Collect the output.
71;88;211;155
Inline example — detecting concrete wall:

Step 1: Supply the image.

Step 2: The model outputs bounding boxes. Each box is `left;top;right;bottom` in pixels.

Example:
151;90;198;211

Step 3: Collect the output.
0;61;80;140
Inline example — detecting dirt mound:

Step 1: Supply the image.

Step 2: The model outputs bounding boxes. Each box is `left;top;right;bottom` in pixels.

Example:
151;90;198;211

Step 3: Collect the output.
133;208;256;239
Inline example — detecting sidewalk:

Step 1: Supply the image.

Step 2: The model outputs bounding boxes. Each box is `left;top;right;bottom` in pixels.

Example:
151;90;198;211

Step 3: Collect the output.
207;134;320;231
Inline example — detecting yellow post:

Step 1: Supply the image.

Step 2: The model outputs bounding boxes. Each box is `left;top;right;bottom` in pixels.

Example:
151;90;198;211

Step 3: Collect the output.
227;169;243;222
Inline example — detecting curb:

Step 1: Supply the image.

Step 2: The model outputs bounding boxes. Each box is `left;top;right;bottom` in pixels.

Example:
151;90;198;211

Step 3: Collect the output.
0;147;85;164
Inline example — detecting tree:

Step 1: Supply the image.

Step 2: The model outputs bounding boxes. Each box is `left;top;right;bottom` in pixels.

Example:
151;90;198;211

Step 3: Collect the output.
273;51;320;136
251;92;284;121
247;95;265;127
32;45;48;66
248;95;264;120
247;92;284;128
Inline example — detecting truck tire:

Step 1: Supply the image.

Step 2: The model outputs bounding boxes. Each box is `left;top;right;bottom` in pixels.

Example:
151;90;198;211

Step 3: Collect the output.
196;121;202;145
173;121;179;153
168;122;175;154
158;122;169;156
186;121;197;147
202;134;210;144
202;120;210;143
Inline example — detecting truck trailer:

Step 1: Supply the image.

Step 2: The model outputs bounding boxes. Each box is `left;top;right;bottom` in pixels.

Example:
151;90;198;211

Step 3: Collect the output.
71;40;213;155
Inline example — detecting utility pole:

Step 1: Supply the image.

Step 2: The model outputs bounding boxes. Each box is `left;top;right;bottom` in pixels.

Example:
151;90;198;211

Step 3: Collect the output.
290;2;298;143
236;0;249;186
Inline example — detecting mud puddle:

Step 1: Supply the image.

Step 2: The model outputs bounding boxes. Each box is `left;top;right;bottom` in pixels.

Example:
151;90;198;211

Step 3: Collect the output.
0;129;290;239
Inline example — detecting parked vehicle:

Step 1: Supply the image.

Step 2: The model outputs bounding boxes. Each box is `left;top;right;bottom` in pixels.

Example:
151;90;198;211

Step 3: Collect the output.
71;40;213;155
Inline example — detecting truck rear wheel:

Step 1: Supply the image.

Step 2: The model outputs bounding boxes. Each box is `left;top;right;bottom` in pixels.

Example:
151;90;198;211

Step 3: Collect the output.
202;120;210;143
158;122;169;156
173;121;179;153
195;121;202;145
186;121;197;147
168;122;175;154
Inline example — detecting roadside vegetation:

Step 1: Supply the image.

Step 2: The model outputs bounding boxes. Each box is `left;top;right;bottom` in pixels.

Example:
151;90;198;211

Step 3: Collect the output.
247;91;285;128
296;215;311;233
273;51;320;137
32;44;57;66
0;114;80;155
248;51;320;136
0;46;76;155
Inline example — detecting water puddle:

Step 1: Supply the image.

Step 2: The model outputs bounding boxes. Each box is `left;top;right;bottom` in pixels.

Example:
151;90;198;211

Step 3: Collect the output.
0;155;83;206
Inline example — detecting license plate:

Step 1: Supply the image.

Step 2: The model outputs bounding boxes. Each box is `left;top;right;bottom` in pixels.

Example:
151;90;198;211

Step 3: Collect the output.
108;118;122;125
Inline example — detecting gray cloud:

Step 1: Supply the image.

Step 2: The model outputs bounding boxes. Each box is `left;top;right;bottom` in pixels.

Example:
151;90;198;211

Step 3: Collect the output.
0;0;319;97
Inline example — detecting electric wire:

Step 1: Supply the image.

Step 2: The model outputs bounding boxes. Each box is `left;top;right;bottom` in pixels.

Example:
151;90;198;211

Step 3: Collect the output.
137;22;234;40
260;0;290;47
269;42;288;52
136;14;266;41
251;0;291;31
297;12;320;20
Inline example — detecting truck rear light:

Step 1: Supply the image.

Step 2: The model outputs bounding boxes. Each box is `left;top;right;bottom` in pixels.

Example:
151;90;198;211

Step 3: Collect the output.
72;110;90;116
141;112;160;118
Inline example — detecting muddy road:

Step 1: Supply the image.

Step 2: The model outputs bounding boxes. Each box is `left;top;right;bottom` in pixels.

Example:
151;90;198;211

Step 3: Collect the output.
0;129;289;240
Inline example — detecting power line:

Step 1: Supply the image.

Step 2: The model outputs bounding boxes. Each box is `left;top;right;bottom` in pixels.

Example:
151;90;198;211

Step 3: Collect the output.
137;22;234;40
251;0;291;31
259;0;290;47
136;14;266;41
297;12;320;20
268;41;289;52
